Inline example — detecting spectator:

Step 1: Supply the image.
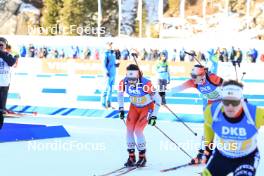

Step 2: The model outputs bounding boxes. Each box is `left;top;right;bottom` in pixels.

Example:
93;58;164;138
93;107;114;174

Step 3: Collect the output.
221;48;229;62
155;51;170;104
229;46;236;62
235;48;243;66
261;53;264;62
59;49;65;58
215;48;223;62
115;48;121;60
247;48;258;63
95;49;99;60
71;46;79;59
0;37;17;129
171;48;177;62
187;50;196;62
28;44;35;58
54;49;59;58
152;49;159;60
38;48;44;58
148;49;154;60
206;48;219;74
197;51;206;62
121;48;130;60
140;48;148;60
179;47;186;61
43;47;48;58
83;47;91;59
20;45;26;57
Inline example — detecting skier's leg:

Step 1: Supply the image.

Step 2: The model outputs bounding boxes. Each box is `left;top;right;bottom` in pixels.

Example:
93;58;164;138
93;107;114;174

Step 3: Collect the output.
0;87;4;129
134;103;153;167
124;105;139;167
233;150;260;176
107;77;115;108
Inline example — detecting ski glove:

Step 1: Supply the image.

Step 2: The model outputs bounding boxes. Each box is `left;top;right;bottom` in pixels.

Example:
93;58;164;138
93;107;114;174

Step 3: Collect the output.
119;108;125;119
148;116;157;126
191;146;212;164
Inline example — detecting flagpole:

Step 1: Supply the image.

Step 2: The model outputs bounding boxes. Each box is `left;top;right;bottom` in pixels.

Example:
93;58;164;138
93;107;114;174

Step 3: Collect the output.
98;0;102;37
118;0;122;36
137;0;142;37
158;0;163;38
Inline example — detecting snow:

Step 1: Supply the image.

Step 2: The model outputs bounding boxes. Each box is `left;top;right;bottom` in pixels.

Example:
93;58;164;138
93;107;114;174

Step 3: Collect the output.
2;58;264;176
2;115;264;176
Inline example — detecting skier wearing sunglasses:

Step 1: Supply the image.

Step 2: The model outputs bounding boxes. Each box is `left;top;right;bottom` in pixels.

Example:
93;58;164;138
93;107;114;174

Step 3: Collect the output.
201;80;264;176
170;64;224;164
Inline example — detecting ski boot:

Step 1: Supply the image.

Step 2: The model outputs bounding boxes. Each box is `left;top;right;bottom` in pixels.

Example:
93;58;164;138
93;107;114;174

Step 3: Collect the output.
136;150;147;167
124;149;136;167
107;101;111;108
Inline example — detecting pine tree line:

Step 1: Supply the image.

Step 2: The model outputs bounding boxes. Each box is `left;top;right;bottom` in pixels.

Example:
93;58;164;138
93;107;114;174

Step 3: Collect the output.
41;0;118;36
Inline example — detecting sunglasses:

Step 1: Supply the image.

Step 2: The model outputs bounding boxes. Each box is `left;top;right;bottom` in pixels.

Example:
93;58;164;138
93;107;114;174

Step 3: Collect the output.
190;74;202;79
127;77;138;82
222;99;241;107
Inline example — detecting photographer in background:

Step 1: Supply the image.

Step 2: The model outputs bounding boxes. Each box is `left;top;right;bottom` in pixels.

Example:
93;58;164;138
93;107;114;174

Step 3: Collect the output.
0;37;17;128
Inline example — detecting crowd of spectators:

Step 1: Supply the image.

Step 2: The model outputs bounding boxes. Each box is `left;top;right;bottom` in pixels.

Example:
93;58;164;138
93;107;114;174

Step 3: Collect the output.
18;44;264;63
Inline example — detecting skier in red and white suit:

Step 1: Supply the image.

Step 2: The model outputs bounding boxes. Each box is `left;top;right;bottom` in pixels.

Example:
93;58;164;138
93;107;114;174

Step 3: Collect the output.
118;64;161;167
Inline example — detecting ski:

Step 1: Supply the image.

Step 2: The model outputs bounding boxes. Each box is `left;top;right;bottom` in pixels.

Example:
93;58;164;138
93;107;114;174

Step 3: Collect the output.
160;162;193;172
98;166;128;176
115;166;137;176
4;111;38;118
98;165;145;176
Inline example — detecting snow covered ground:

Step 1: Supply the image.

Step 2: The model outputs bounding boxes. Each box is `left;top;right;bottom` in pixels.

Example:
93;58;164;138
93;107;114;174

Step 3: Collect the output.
2;115;264;176
2;66;264;176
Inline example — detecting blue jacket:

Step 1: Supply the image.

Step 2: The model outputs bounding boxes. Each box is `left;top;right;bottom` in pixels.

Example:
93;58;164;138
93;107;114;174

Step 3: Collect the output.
103;50;117;77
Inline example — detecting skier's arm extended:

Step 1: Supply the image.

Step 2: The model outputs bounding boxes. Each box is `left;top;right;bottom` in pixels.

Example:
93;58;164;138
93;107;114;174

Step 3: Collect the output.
170;79;196;93
208;73;223;86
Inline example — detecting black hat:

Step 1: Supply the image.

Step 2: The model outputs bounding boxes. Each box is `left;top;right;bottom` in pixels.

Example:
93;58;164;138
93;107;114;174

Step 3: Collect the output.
0;37;8;45
126;64;139;71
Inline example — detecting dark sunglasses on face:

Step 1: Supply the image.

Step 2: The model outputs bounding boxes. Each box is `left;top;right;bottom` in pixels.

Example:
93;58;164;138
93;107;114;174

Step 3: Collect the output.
127;77;138;82
222;99;241;106
191;74;202;79
0;43;4;47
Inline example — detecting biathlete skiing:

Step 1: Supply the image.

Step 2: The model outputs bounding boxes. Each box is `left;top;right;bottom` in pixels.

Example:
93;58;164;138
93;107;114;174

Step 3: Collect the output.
201;80;264;176
118;64;161;167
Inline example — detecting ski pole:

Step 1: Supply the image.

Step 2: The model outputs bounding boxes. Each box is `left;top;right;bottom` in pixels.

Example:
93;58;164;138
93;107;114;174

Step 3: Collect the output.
184;51;203;66
241;72;246;81
154;125;193;159
122;119;126;126
131;53;143;78
234;63;238;81
163;104;198;136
